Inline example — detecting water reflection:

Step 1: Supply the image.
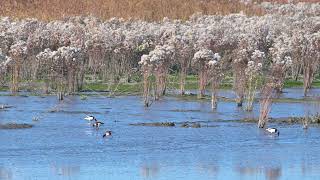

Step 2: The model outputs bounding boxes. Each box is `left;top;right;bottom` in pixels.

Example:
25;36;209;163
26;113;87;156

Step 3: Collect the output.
1;93;320;180
301;161;320;176
235;166;281;180
265;167;281;180
51;164;80;177
140;163;159;179
0;167;12;180
196;163;219;176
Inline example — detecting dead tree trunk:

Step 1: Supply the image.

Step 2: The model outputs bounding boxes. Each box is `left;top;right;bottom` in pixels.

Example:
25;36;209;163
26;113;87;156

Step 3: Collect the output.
258;84;273;128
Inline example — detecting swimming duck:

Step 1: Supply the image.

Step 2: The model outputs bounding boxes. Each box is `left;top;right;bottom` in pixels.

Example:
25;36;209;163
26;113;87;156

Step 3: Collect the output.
266;128;279;136
103;131;112;138
93;121;104;128
84;115;96;121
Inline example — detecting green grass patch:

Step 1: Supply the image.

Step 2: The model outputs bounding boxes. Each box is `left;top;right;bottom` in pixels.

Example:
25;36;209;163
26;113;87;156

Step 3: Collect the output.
83;83;110;91
284;78;320;88
0;86;9;91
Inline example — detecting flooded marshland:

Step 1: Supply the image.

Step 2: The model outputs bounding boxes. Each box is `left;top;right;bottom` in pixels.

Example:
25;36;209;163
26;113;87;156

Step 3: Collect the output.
0;88;320;180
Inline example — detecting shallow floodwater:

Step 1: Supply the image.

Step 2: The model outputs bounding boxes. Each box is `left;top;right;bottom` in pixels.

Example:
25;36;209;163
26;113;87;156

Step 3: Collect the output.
0;89;320;180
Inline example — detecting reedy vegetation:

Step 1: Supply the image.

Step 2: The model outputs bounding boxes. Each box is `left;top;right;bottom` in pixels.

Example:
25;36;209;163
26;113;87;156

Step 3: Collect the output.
0;2;319;128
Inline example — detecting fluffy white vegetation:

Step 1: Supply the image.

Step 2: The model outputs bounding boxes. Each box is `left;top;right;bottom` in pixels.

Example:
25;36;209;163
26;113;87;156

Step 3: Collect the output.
0;50;12;70
0;2;318;95
139;45;174;69
193;49;221;67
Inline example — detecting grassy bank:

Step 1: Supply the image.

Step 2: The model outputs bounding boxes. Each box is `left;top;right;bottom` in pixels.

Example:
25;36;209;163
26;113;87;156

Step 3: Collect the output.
1;75;319;96
83;75;320;94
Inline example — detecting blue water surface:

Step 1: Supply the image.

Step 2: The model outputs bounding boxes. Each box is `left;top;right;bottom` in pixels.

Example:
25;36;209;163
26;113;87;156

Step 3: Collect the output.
0;89;319;180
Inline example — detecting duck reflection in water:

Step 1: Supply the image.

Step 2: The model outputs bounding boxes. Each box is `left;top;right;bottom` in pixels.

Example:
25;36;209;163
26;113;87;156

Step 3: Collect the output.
235;166;282;180
51;164;80;177
0;167;12;180
141;163;159;178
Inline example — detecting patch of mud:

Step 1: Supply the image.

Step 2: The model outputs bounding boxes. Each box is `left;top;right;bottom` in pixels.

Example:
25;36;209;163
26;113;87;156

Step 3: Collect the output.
231;114;320;124
47;109;103;114
180;122;201;128
169;109;201;112
0;123;33;129
129;122;175;127
130;121;219;128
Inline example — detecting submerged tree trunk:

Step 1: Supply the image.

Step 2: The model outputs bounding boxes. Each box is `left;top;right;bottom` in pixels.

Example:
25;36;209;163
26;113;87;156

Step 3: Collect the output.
303;64;314;96
180;66;187;95
44;80;49;94
10;64;20;93
198;66;207;99
258;84;273;128
57;91;64;101
292;64;301;81
233;68;245;107
211;82;219;110
155;67;167;100
245;73;258;111
143;72;150;107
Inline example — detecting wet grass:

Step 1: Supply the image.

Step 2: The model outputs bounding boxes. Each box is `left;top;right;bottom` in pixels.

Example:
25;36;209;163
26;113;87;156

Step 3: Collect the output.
227;114;320;125
0;75;319;98
0;86;9;91
82;83;142;95
284;79;320;88
172;93;320;103
0;123;33;129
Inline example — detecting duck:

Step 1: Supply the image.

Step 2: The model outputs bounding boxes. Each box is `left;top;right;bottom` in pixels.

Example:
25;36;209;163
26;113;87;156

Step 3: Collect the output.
84;115;96;121
266;128;279;136
103;131;112;138
93;121;104;128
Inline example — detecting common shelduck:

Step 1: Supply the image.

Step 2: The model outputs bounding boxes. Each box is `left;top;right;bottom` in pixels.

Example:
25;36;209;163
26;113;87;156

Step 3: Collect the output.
84;115;96;121
103;131;112;138
266;128;279;136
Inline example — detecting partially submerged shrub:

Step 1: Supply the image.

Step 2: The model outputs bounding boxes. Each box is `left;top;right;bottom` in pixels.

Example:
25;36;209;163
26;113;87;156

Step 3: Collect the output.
139;44;175;106
244;50;264;111
258;55;292;128
192;49;220;99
